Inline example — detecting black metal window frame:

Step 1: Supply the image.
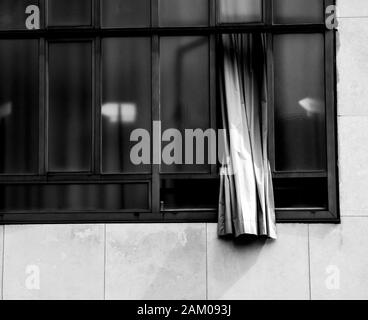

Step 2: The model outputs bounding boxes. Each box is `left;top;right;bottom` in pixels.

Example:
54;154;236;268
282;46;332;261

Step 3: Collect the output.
0;0;339;224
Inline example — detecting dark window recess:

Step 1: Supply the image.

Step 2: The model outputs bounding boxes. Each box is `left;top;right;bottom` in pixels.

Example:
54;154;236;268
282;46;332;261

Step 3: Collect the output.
274;178;328;210
274;33;326;172
0;183;150;212
48;0;92;26
160;179;219;210
0;39;39;174
101;0;151;28
160;0;209;26
273;0;324;24
0;0;39;30
102;37;152;173
160;36;211;173
48;42;93;172
218;0;263;24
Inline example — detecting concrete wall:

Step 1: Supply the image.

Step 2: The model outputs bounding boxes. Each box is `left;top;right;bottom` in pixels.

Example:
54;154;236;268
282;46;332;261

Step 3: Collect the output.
1;0;368;300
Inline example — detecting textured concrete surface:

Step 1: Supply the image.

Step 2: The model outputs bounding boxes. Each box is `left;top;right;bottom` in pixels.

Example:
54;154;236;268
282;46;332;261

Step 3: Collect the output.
105;224;206;300
337;18;368;116
0;226;3;300
2;225;105;300
338;117;368;215
310;217;368;299
337;0;368;17
207;224;310;300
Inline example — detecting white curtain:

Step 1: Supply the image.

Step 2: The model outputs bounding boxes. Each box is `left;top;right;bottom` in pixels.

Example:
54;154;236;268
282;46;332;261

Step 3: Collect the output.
218;34;277;239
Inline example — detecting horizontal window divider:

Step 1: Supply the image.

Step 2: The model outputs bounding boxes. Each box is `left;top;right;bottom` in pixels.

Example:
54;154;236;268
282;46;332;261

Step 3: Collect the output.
44;174;152;181
272;171;328;178
161;208;217;212
0;178;151;184
0;212;217;224
160;173;219;179
97;174;153;180
276;207;327;212
0;209;151;215
0;24;328;38
0;176;48;183
276;209;339;223
0;209;339;225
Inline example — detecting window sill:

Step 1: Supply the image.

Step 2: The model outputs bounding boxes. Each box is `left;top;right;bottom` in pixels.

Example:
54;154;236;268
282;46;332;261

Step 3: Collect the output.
0;209;340;225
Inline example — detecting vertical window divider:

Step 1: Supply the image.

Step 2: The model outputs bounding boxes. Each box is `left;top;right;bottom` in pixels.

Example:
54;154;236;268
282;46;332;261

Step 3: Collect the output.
265;0;273;26
266;33;276;174
209;34;217;176
93;38;101;175
325;30;338;219
210;0;217;176
152;0;159;27
151;0;161;214
94;0;101;29
39;37;46;176
39;0;46;29
210;0;216;27
152;35;161;215
210;1;218;176
44;39;50;174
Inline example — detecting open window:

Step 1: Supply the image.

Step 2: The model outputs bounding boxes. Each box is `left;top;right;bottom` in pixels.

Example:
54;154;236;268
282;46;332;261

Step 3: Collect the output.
0;0;338;223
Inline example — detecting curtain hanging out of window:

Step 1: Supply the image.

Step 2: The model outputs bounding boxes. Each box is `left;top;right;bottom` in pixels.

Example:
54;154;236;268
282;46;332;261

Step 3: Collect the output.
218;33;277;239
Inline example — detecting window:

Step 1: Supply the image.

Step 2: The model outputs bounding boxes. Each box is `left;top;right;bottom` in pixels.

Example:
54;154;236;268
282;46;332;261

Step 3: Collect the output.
0;0;338;223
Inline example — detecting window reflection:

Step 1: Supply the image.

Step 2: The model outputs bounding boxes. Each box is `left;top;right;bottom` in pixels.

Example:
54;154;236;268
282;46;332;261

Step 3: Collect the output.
48;42;93;172
0;183;149;211
48;0;92;26
102;38;151;173
218;0;262;23
273;0;324;24
102;0;150;28
0;0;38;30
160;0;209;26
0;39;38;174
160;36;210;173
274;34;326;172
102;103;137;124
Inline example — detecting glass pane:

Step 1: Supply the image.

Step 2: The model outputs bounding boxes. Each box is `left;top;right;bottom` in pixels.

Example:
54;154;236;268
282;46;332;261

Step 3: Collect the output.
48;42;92;172
218;0;262;23
160;0;208;26
274;178;328;209
48;0;92;26
0;183;149;211
0;0;39;30
102;38;151;173
273;0;324;24
161;179;219;210
102;0;150;28
160;36;210;173
274;34;326;171
0;40;38;174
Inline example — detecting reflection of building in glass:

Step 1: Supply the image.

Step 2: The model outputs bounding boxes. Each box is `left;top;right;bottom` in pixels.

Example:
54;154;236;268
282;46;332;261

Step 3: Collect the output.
102;102;137;124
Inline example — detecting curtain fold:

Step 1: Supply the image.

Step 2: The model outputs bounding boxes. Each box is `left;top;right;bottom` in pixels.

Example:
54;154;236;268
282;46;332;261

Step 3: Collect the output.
218;33;277;239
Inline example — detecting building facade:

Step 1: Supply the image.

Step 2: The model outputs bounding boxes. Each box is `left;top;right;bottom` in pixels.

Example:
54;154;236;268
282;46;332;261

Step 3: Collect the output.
0;0;367;300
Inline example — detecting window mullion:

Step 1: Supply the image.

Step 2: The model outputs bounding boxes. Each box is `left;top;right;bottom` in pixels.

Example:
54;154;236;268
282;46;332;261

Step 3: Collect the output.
265;0;273;25
210;0;216;26
152;0;159;27
152;35;161;215
39;37;46;176
325;30;338;218
266;32;276;173
93;37;101;174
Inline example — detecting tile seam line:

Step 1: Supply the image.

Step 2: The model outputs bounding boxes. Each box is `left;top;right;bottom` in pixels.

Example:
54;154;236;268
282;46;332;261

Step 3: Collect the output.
1;226;4;300
308;224;312;300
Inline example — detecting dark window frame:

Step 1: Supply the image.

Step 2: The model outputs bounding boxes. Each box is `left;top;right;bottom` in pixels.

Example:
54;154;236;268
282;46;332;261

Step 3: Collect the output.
0;0;339;224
